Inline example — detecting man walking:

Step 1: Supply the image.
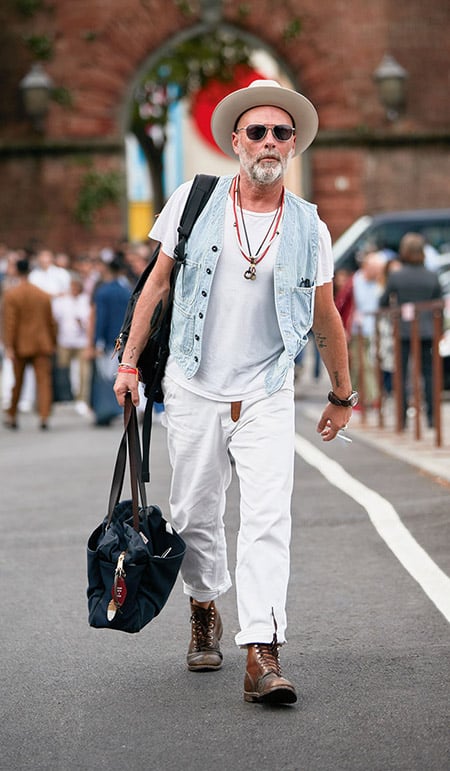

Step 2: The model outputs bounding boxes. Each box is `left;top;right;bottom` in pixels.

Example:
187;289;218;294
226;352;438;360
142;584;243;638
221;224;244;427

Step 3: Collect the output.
3;258;57;429
114;80;356;704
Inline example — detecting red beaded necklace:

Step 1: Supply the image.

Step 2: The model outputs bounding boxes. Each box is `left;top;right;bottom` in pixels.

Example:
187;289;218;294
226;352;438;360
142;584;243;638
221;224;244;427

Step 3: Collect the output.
232;175;284;280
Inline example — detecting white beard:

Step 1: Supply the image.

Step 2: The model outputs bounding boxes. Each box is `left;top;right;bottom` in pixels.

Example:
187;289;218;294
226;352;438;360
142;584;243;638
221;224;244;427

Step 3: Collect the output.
239;146;293;186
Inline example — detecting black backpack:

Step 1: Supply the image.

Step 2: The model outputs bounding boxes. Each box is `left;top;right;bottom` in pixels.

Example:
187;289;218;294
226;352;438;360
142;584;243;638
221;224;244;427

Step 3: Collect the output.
115;173;218;480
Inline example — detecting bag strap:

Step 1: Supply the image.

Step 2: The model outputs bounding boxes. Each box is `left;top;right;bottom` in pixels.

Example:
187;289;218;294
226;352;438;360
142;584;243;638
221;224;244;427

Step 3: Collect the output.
140;173;219;481
173;173;219;263
127;395;147;530
107;394;147;531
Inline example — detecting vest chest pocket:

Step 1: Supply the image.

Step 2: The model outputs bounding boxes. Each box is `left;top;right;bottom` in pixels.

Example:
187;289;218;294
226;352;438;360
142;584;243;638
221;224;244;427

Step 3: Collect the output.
291;285;314;333
175;258;201;309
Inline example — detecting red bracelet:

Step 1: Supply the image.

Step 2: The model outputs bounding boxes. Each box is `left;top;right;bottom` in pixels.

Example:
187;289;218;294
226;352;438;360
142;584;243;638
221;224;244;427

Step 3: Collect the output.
117;365;139;380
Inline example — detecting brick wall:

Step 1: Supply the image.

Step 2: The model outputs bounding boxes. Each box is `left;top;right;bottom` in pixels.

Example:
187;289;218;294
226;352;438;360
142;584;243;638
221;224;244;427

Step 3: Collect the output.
0;0;449;251
0;152;126;252
312;145;450;239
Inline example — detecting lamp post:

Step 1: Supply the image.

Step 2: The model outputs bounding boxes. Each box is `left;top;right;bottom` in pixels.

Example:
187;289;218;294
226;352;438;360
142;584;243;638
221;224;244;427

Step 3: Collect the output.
373;54;408;121
20;63;53;132
200;0;222;26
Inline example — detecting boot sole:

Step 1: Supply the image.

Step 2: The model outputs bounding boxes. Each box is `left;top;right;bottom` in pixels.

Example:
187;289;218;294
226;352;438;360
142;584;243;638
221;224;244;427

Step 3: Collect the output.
244;686;297;705
187;660;223;672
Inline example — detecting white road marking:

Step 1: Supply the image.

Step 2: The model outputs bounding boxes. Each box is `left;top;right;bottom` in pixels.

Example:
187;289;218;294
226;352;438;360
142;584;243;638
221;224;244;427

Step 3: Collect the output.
295;434;450;624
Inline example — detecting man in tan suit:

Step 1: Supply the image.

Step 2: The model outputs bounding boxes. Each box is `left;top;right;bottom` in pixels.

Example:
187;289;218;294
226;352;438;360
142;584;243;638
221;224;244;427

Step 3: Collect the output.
3;258;57;429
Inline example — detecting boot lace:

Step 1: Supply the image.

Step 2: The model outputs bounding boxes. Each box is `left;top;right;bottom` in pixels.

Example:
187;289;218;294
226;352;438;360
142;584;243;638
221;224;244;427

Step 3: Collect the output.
254;637;281;676
190;603;217;651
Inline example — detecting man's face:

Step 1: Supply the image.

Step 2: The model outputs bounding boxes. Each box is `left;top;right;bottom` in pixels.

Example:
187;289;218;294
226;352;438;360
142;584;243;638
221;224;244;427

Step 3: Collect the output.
232;106;296;185
37;250;53;270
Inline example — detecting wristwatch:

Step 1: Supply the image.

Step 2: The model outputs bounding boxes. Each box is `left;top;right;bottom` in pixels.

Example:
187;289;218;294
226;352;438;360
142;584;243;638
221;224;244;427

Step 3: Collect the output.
327;390;359;408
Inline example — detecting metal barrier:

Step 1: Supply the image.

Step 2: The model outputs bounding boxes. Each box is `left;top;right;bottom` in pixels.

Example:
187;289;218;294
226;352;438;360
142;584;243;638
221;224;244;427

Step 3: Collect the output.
353;299;445;447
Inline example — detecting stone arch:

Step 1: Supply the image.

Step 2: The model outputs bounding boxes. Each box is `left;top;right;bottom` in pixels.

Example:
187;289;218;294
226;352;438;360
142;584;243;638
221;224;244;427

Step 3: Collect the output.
3;0;448;252
119;22;305;134
116;21;313;240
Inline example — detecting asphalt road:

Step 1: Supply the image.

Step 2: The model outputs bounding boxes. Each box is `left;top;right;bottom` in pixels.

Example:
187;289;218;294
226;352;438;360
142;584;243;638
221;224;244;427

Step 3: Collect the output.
1;400;449;771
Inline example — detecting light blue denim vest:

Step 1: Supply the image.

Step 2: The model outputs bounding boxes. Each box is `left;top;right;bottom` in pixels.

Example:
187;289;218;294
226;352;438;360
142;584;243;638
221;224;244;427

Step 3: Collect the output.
170;174;319;395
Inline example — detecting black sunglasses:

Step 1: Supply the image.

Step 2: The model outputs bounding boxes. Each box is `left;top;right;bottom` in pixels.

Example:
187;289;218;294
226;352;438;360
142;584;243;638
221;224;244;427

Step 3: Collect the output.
235;124;296;142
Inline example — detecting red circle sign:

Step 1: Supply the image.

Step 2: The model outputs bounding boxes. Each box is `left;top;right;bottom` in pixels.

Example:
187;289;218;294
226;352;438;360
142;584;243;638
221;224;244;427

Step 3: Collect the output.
191;65;265;153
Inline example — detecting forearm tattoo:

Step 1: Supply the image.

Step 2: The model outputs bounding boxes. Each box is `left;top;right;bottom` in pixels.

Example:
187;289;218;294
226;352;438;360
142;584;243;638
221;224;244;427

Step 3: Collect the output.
314;331;327;349
128;346;136;362
333;371;341;389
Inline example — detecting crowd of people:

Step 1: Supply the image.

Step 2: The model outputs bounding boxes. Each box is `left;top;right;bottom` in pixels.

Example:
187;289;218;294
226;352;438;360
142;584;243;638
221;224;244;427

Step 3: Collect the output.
333;232;444;428
1;228;444;432
0;240;156;429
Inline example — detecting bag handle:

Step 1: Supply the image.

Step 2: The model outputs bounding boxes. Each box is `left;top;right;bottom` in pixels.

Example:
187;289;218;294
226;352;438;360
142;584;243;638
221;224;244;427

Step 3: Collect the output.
106;394;147;531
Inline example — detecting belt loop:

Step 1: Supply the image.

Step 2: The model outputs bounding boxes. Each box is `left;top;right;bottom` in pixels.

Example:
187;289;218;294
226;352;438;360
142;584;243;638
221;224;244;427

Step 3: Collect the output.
231;401;242;422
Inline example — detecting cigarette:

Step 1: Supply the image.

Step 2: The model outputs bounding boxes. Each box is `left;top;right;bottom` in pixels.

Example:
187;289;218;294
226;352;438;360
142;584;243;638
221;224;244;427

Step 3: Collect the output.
337;431;352;444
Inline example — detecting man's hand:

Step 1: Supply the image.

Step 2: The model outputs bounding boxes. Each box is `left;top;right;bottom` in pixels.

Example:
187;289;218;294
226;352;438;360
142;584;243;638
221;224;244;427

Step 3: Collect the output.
113;372;140;407
316;403;352;442
112;248;174;410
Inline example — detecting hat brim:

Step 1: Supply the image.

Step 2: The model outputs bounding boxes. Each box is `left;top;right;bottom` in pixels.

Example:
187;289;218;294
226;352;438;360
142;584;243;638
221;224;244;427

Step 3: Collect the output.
210;82;319;158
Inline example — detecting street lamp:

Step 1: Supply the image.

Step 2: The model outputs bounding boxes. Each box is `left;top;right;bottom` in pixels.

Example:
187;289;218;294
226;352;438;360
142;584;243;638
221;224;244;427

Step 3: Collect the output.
200;0;222;26
20;63;53;131
373;54;408;121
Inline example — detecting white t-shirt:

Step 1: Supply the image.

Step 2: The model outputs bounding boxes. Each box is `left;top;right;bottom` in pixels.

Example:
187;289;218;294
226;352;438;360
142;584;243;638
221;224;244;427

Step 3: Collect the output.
150;180;333;401
52;292;91;349
29;264;71;296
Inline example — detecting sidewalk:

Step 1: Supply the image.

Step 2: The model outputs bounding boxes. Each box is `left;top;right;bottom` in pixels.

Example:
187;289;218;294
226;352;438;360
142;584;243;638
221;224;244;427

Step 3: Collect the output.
295;358;450;487
347;398;450;486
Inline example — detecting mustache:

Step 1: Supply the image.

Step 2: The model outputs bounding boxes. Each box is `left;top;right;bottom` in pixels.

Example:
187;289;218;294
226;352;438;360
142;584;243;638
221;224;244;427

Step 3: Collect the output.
256;152;282;162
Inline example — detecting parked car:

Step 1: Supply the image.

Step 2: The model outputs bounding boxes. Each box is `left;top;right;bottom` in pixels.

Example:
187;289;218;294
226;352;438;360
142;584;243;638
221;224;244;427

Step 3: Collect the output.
333;209;450;274
332;209;450;390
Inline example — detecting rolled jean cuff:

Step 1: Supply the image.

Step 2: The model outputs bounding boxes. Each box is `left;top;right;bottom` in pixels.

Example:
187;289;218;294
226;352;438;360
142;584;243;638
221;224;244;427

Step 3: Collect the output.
182;576;232;603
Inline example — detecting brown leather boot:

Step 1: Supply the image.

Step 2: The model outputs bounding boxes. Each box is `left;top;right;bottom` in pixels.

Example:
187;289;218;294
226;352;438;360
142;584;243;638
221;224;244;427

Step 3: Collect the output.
244;639;297;704
187;599;223;671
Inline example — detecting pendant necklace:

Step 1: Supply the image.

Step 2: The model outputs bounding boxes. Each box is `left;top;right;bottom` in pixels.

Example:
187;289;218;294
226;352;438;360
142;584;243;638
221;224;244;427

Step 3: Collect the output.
232;175;284;281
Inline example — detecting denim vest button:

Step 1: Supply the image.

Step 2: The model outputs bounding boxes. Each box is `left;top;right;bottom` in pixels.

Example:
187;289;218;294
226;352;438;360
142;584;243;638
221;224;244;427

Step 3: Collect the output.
194;356;198;362
201;290;207;297
212;245;218;252
195;334;200;341
206;268;212;274
199;312;203;318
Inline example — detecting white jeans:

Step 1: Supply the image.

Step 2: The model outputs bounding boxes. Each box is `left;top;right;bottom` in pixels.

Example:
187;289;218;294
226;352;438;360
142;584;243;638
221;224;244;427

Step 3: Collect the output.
163;375;295;646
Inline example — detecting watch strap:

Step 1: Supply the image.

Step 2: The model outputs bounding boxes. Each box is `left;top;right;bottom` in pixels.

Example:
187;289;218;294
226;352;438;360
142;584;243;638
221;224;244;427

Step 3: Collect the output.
328;390;358;407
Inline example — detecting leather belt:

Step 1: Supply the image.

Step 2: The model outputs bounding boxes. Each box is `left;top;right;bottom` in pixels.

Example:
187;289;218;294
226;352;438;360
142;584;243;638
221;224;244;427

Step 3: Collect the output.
231;401;242;422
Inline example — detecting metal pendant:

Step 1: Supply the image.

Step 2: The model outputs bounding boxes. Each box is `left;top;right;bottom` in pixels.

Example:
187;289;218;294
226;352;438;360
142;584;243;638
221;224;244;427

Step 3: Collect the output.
244;263;257;280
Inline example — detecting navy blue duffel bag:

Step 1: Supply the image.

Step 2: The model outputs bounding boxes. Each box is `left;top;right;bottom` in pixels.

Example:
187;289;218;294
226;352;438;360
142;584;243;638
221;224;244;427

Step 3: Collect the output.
87;395;185;633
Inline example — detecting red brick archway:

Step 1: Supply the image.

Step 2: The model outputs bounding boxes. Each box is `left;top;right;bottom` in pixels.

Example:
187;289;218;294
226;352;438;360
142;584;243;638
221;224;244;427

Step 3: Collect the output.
0;0;449;252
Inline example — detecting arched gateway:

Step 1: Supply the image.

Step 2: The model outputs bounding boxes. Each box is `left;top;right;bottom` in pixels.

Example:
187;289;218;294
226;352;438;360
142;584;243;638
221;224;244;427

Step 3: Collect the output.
0;0;449;253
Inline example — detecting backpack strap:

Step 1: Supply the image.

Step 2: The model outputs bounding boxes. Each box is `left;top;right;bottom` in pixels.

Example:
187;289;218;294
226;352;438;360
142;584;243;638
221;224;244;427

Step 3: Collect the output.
141;173;218;481
173;173;219;263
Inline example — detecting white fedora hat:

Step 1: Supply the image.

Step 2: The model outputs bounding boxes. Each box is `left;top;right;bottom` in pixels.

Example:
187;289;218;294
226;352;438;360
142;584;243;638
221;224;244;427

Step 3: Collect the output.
211;79;319;158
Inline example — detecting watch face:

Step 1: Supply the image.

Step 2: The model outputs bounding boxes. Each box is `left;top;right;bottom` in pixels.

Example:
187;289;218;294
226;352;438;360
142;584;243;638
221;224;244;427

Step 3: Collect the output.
349;392;359;407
